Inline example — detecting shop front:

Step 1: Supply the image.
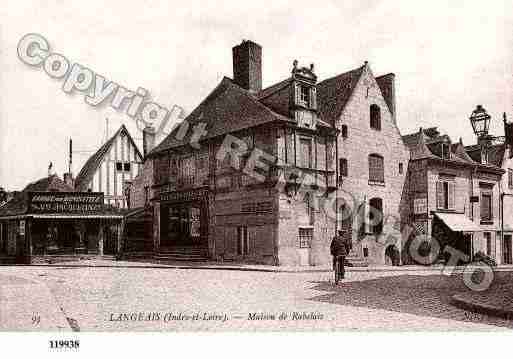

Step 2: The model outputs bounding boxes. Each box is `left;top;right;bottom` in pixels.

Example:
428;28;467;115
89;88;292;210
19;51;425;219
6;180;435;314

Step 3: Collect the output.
432;212;481;263
0;191;124;264
158;188;210;250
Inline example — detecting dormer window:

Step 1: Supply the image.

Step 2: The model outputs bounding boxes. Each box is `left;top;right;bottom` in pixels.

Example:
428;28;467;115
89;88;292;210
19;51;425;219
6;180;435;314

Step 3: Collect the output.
441;143;451;160
300;85;310;107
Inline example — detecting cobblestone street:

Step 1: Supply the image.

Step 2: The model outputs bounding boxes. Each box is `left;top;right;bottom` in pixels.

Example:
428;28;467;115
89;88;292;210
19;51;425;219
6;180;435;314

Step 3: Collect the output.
1;264;513;331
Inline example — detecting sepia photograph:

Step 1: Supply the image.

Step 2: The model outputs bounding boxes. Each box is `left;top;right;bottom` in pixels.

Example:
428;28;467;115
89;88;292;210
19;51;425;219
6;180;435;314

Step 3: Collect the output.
0;0;512;356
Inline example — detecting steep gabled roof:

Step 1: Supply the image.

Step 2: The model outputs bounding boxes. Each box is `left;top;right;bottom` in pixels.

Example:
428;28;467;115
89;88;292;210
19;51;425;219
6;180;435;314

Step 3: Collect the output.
75;125;142;191
316;66;365;124
375;73;395;116
150;77;293;155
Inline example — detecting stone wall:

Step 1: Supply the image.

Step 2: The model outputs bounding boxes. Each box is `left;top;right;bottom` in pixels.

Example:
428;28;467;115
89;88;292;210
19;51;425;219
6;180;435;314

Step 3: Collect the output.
276;191;336;266
213;187;278;265
335;64;410;265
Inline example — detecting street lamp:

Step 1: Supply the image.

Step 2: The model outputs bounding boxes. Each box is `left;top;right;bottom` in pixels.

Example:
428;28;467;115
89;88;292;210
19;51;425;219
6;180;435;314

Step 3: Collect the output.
469;105;491;139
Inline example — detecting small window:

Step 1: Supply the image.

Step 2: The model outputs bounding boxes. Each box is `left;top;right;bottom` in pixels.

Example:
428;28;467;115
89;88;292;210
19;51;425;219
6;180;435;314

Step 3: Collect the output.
237;226;249;256
484;232;492;256
339;158;348;177
305;194;315;225
300;85;310;106
399;163;404;175
368;154;384;183
298;228;313;248
124;163;131;172
441;143;451;160
436;180;455;210
341;125;348;139
481;192;493;222
363;247;369;257
116;162;123;171
370;104;381;130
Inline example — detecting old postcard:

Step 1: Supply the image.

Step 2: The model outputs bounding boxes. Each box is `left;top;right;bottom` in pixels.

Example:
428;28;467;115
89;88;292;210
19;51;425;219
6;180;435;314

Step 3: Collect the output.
0;0;512;354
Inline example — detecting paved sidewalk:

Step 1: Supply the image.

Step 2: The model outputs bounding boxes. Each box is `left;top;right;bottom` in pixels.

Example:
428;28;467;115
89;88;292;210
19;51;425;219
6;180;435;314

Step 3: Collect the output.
9;258;513;273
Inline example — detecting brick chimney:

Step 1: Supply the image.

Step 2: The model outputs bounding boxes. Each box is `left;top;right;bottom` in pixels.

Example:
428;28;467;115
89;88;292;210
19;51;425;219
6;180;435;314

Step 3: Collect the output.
232;40;262;93
143;125;156;157
63;173;74;188
377;73;396;124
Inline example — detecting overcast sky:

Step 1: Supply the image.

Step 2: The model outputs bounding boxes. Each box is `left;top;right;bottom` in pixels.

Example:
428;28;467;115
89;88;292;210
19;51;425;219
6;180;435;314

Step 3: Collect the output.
1;0;512;190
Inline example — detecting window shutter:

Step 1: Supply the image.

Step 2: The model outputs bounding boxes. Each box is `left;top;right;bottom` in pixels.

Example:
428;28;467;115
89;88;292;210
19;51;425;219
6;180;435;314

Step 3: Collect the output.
436;182;444;209
448;182;456;210
295;84;300;105
364;201;371;234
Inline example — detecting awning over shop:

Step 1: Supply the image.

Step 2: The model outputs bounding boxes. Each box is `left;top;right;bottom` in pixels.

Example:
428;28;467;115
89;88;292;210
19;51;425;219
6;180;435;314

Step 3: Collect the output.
434;212;481;232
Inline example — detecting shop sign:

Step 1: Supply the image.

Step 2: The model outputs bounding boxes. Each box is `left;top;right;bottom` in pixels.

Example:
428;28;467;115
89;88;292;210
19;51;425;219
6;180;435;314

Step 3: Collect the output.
29;192;104;213
160;188;209;203
414;198;427;214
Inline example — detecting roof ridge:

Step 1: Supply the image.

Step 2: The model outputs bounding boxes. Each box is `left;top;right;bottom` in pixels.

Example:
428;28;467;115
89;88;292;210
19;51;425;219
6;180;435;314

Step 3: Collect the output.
317;65;364;86
75;124;141;190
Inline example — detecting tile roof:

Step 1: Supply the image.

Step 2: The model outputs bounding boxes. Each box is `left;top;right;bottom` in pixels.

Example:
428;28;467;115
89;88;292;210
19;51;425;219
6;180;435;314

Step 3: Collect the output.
150;77;293;155
465;143;505;167
75;125;142;191
255;78;292;100
316;66;365;124
0;175;74;217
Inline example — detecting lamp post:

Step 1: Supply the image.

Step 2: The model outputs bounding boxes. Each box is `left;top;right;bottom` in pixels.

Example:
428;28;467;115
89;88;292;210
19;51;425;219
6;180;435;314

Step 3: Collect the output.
469;105;491;139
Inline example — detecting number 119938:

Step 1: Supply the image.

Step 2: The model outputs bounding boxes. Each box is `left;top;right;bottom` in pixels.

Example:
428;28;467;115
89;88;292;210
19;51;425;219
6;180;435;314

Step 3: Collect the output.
49;340;80;350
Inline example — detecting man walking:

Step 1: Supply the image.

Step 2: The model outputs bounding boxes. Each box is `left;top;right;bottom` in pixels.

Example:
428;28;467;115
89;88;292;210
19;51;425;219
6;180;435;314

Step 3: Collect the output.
330;235;347;284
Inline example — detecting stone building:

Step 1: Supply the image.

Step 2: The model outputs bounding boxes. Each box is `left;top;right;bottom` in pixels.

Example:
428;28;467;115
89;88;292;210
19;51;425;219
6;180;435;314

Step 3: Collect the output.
317;62;410;265
465;112;513;265
146;40;338;265
74;125;143;209
402;127;504;265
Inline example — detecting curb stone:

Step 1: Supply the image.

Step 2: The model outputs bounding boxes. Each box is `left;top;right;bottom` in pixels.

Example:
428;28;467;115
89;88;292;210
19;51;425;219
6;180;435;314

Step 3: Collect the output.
451;294;513;321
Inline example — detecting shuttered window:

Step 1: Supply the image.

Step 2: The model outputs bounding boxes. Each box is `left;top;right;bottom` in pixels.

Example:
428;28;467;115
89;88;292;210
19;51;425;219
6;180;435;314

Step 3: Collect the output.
368;154;384;183
481;192;493;221
339;158;348;177
437;180;455;210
